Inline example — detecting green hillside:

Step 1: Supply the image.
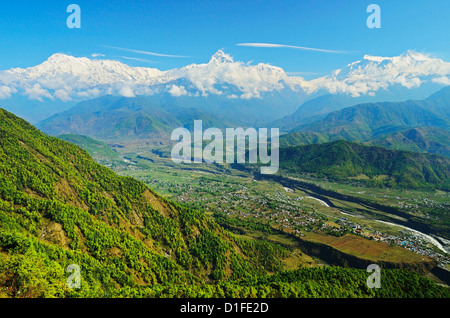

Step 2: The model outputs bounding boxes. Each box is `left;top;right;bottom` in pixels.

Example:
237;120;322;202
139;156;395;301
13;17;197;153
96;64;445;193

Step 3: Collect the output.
0;108;286;297
279;88;450;147
280;127;450;158
279;140;450;190
0;108;448;298
57;134;120;160
367;127;450;157
280;131;338;147
278;89;450;159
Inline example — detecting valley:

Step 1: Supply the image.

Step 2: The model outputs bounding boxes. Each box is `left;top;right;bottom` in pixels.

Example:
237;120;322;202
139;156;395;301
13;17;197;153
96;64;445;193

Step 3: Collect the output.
82;138;450;281
4;108;449;298
1;0;450;303
41;84;450;293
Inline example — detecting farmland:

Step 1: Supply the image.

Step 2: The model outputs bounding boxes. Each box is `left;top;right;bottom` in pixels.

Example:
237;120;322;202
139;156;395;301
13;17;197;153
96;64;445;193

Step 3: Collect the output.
90;140;450;277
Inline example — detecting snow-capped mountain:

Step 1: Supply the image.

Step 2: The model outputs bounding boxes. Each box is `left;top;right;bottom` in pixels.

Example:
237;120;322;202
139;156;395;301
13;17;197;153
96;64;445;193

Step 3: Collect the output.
0;50;304;102
165;50;296;99
0;49;449;124
0;53;165;101
307;50;450;97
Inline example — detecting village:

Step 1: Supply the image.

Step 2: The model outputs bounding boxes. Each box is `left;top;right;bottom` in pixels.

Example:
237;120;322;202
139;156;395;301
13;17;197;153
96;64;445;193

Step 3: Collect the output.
136;171;450;270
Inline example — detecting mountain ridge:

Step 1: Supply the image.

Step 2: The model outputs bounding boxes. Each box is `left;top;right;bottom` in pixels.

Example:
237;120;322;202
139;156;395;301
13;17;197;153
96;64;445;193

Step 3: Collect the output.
278;87;450;150
367;126;450;157
278;140;450;190
37;95;242;141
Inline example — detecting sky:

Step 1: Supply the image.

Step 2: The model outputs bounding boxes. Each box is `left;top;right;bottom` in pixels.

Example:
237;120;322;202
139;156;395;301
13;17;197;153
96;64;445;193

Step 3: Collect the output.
0;0;449;78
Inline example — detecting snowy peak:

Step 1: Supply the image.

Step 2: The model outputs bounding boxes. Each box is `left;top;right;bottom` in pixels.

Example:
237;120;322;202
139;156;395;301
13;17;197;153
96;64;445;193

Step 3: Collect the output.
399;50;432;61
362;54;390;63
209;50;234;64
0;50;449;102
307;50;450;97
27;53;163;77
362;51;431;63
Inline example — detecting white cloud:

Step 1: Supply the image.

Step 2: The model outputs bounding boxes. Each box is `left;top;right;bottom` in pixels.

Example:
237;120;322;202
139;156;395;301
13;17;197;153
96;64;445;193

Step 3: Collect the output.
24;84;53;101
432;76;450;85
54;88;72;101
119;86;135;97
237;43;345;54
168;85;188;97
75;88;101;99
0;86;17;99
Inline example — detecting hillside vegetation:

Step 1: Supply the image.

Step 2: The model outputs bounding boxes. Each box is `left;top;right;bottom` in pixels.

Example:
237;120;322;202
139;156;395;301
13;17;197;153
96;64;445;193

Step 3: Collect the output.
0;108;448;298
367;127;450;157
279;140;450;190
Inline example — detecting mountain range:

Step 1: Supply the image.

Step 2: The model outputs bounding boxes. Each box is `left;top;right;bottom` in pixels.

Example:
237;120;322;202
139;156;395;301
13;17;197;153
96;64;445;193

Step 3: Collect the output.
36;85;450;161
1;50;449;124
367;127;450;158
37;95;239;143
278;86;450;157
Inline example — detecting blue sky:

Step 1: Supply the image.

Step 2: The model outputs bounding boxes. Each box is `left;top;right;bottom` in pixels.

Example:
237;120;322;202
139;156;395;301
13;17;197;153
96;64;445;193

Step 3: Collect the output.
0;0;449;78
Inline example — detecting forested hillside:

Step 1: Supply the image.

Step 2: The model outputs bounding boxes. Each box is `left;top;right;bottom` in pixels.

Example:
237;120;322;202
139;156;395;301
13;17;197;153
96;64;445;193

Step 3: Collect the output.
0;108;285;296
279;140;450;190
367;127;450;157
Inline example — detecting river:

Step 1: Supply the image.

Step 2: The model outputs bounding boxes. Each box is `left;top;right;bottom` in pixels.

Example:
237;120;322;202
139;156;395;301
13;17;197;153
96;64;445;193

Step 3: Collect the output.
373;219;449;254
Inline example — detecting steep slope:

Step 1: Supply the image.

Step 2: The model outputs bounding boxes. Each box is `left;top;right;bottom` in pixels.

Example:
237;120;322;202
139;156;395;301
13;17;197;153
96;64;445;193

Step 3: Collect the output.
57;134;120;164
278;140;450;190
0;108;286;297
367;127;450;157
